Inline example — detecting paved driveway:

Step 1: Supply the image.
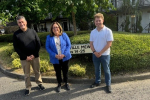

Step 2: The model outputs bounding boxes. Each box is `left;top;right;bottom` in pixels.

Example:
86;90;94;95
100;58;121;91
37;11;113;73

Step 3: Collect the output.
0;71;150;100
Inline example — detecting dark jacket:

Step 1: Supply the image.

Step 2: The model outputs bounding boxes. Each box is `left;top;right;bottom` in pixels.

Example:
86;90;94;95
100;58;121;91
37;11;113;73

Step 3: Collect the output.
13;28;41;60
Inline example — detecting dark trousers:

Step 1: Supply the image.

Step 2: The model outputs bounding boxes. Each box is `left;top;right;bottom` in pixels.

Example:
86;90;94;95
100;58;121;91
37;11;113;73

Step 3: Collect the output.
53;60;69;84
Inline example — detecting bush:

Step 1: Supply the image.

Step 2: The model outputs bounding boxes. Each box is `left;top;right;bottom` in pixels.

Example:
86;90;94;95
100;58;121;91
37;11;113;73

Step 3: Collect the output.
2;31;150;76
69;64;86;77
11;52;19;59
4;45;14;56
40;60;50;73
12;58;21;69
0;34;13;42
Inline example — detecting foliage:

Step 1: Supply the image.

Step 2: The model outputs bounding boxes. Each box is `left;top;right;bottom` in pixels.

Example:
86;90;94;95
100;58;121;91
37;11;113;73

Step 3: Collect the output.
70;32;150;74
70;33;90;44
4;44;14;56
11;52;19;59
69;64;86;77
0;12;9;26
103;13;117;31
0;0;49;26
12;58;21;69
44;0;115;35
0;31;90;45
40;60;50;73
1;31;150;77
0;34;13;42
74;4;93;30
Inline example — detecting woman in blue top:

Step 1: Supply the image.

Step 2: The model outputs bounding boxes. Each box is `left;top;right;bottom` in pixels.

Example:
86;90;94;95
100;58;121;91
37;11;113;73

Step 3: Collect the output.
45;22;72;92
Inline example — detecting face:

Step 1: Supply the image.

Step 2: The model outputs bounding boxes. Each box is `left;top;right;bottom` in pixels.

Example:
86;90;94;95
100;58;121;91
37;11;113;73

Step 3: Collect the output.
94;17;104;27
17;18;27;31
52;23;60;36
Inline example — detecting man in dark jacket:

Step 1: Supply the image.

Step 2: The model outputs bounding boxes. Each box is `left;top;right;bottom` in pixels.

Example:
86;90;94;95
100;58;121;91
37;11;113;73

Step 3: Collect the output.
13;16;45;96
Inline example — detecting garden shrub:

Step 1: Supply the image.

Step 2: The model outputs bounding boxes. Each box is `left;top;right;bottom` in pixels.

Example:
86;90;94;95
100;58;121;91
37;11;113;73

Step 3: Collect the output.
11;52;19;59
37;31;89;46
70;32;150;74
40;60;50;73
1;31;150;76
4;45;14;56
0;34;13;42
12;58;21;69
69;64;86;77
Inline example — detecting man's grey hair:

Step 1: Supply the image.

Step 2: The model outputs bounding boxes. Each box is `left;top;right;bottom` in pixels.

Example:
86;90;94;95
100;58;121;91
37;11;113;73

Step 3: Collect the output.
16;16;26;21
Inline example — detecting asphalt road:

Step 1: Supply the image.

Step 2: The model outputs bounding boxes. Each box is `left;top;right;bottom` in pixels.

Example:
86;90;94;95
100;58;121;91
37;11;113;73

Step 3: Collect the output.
0;71;150;100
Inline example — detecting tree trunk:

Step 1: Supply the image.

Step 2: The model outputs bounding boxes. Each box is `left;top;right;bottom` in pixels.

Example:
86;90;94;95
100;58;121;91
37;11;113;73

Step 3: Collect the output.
72;11;77;35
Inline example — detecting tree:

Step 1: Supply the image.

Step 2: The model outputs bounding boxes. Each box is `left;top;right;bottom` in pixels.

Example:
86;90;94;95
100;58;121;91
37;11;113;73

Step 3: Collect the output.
0;0;115;35
45;0;115;35
0;0;49;27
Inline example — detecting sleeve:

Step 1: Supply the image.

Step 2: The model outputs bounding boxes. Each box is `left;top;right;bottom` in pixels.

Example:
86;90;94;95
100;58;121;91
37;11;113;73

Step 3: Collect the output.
89;31;93;41
45;35;56;58
13;33;27;59
106;29;114;42
62;33;71;56
33;30;41;56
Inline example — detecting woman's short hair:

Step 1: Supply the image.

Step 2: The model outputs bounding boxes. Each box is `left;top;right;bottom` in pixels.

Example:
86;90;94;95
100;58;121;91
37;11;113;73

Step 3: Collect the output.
94;13;104;20
50;22;63;36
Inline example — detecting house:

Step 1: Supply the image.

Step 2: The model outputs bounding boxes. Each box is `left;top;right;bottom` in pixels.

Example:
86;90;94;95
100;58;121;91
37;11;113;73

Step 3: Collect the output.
111;0;150;33
5;14;74;33
33;13;74;33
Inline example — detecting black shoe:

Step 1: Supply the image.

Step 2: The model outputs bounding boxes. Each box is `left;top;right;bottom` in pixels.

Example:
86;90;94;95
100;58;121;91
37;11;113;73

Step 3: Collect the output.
91;82;100;88
25;90;30;96
38;84;45;90
106;86;111;93
65;83;70;90
56;84;61;92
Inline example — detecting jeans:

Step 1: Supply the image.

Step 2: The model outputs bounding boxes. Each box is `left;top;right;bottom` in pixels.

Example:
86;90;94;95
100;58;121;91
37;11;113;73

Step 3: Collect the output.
92;54;111;86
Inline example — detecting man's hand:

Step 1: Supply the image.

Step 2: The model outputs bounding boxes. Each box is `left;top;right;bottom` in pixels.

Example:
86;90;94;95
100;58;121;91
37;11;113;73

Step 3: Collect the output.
30;55;35;59
26;55;35;61
94;52;102;58
26;56;32;61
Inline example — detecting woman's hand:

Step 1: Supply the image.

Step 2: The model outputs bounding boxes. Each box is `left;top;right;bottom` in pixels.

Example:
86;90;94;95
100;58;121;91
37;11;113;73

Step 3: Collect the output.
55;54;65;60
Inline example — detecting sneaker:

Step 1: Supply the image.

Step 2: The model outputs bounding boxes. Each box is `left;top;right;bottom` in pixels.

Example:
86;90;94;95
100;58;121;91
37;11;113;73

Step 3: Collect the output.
25;90;30;96
56;84;61;92
91;82;100;88
106;86;111;93
65;83;70;90
38;84;45;90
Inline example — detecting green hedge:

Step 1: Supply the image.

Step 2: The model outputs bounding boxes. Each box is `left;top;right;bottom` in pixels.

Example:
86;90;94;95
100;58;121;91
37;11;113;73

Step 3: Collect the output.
0;31;90;46
1;31;150;74
70;32;150;73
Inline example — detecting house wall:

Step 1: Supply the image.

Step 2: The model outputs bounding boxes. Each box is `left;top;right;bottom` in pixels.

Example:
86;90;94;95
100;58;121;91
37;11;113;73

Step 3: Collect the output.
37;19;74;33
141;9;150;33
116;0;150;33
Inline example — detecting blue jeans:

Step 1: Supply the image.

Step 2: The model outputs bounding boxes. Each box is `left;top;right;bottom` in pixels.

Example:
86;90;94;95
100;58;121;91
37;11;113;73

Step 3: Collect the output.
92;54;111;86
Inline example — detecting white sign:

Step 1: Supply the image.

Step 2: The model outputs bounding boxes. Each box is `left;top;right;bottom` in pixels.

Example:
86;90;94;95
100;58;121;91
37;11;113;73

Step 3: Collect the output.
70;44;92;54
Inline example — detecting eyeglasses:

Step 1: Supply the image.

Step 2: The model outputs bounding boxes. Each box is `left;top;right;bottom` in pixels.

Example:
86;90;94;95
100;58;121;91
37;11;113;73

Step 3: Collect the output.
53;27;59;29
